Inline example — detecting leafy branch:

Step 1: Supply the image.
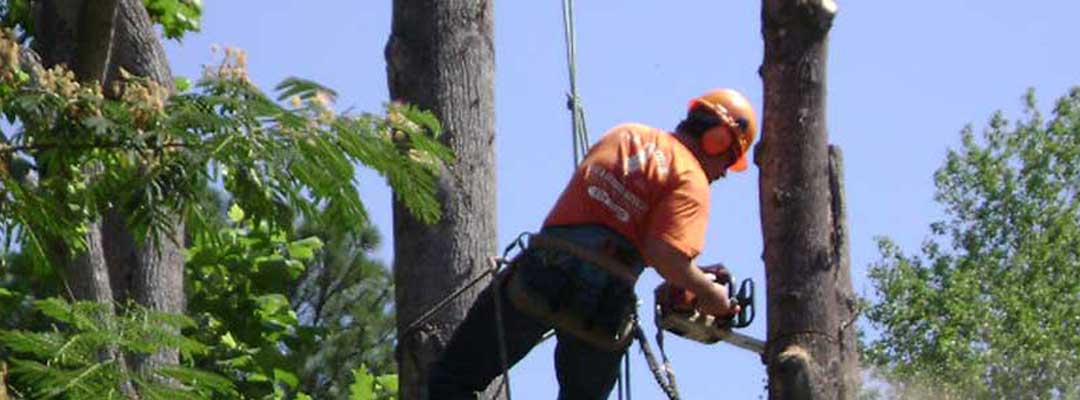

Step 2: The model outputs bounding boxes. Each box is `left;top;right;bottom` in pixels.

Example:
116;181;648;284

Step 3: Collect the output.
0;32;451;269
0;298;235;399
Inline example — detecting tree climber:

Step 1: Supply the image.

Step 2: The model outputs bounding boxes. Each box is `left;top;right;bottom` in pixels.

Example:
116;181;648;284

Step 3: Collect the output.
427;88;758;400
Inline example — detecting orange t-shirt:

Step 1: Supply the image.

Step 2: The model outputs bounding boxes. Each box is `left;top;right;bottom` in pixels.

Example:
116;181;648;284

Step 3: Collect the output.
543;123;711;259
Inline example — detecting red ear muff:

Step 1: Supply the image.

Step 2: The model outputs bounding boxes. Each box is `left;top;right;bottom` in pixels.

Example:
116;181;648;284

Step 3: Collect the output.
701;125;732;155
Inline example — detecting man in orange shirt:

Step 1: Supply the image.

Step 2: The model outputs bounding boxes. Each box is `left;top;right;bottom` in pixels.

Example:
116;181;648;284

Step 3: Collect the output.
428;88;757;400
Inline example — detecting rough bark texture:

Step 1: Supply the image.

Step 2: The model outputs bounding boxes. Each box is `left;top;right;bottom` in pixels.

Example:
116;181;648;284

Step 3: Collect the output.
106;0;176;89
756;0;858;399
72;0;119;84
828;146;859;399
33;0;183;376
384;1;499;399
34;0;119;308
31;0;80;70
105;0;184;372
33;2;133;397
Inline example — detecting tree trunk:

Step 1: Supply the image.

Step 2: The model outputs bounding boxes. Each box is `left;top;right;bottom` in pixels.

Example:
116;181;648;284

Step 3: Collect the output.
106;0;176;87
33;2;133;397
384;1;499;399
33;0;183;377
756;0;859;399
33;0;120;308
104;0;184;372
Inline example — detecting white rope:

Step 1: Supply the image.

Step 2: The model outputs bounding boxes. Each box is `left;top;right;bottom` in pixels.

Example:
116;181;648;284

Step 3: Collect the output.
561;0;589;166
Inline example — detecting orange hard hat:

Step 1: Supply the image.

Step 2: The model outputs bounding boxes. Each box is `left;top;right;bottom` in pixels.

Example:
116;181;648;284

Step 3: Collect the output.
687;88;758;172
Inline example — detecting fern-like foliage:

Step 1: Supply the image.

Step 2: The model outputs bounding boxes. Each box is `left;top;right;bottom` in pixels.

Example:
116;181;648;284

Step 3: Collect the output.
0;33;451;270
0;298;235;399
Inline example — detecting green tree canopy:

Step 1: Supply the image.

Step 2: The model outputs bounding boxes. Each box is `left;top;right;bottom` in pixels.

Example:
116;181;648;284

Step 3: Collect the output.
864;88;1080;399
0;33;449;273
289;213;395;399
0;28;436;399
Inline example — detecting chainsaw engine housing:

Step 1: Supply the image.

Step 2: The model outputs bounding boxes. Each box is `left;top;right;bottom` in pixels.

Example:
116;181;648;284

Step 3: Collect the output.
653;266;755;345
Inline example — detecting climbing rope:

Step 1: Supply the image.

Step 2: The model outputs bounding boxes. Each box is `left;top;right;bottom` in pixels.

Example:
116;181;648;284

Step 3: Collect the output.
562;0;590;166
401;235;530;400
620;349;633;400
490;255;513;400
402;234;685;400
634;320;682;400
560;3;683;398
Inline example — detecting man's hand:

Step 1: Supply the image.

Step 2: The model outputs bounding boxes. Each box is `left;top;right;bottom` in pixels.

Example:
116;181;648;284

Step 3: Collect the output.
699;263;732;285
643;239;742;319
693;281;741;318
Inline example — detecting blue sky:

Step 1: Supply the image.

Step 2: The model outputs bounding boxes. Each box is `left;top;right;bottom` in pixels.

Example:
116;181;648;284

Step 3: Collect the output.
164;1;1080;398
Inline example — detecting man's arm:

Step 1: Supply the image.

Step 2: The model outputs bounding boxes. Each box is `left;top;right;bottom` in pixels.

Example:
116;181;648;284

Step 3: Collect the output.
642;238;740;317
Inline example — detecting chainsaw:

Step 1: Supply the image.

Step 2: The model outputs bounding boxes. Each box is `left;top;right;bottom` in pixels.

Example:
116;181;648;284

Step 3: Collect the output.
653;265;765;354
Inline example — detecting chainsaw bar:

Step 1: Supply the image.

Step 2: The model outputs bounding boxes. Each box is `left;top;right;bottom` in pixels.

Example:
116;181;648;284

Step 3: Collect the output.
718;330;766;354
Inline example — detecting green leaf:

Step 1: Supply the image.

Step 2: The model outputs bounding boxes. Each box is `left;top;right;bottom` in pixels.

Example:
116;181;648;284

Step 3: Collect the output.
143;0;202;39
156;365;236;395
273;368;299;389
220;332;239;349
227;203;245;223
349;366;375;400
253;294;298;331
283;259;305;280
247;372;270;383
287;236;323;261
274;77;338;102
375;374;398;393
34;297;76;324
174;76;192;92
83;115;113;135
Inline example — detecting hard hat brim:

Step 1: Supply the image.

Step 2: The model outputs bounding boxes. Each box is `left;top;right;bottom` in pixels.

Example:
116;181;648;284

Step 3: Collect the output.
729;153;749;173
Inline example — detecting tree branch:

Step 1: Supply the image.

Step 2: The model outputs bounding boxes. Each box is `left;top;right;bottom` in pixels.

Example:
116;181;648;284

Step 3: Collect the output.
0;141;192;155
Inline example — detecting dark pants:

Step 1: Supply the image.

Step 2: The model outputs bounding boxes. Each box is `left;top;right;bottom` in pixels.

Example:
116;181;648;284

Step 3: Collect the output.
426;280;625;400
428;226;642;400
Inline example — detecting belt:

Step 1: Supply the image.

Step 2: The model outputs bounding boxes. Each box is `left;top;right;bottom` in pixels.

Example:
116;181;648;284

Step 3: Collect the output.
528;233;639;285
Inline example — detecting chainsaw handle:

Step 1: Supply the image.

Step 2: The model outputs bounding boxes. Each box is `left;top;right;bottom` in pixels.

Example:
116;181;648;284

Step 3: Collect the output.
724;278;755;329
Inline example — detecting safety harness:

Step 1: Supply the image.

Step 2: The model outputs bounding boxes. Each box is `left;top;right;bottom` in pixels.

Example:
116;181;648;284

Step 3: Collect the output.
503;231;640;352
501;231;686;398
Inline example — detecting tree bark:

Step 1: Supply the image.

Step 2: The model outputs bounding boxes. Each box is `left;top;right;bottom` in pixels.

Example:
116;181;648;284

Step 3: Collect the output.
33;0;183;377
103;0;184;373
33;0;119;308
828;146;859;399
384;1;499;399
33;2;135;398
72;0;119;85
756;0;858;399
106;0;175;88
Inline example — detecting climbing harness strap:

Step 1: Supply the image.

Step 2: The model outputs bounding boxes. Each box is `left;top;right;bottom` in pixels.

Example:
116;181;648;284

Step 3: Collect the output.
511;230;684;398
505;232;639;352
402;230;685;400
528;233;639;284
